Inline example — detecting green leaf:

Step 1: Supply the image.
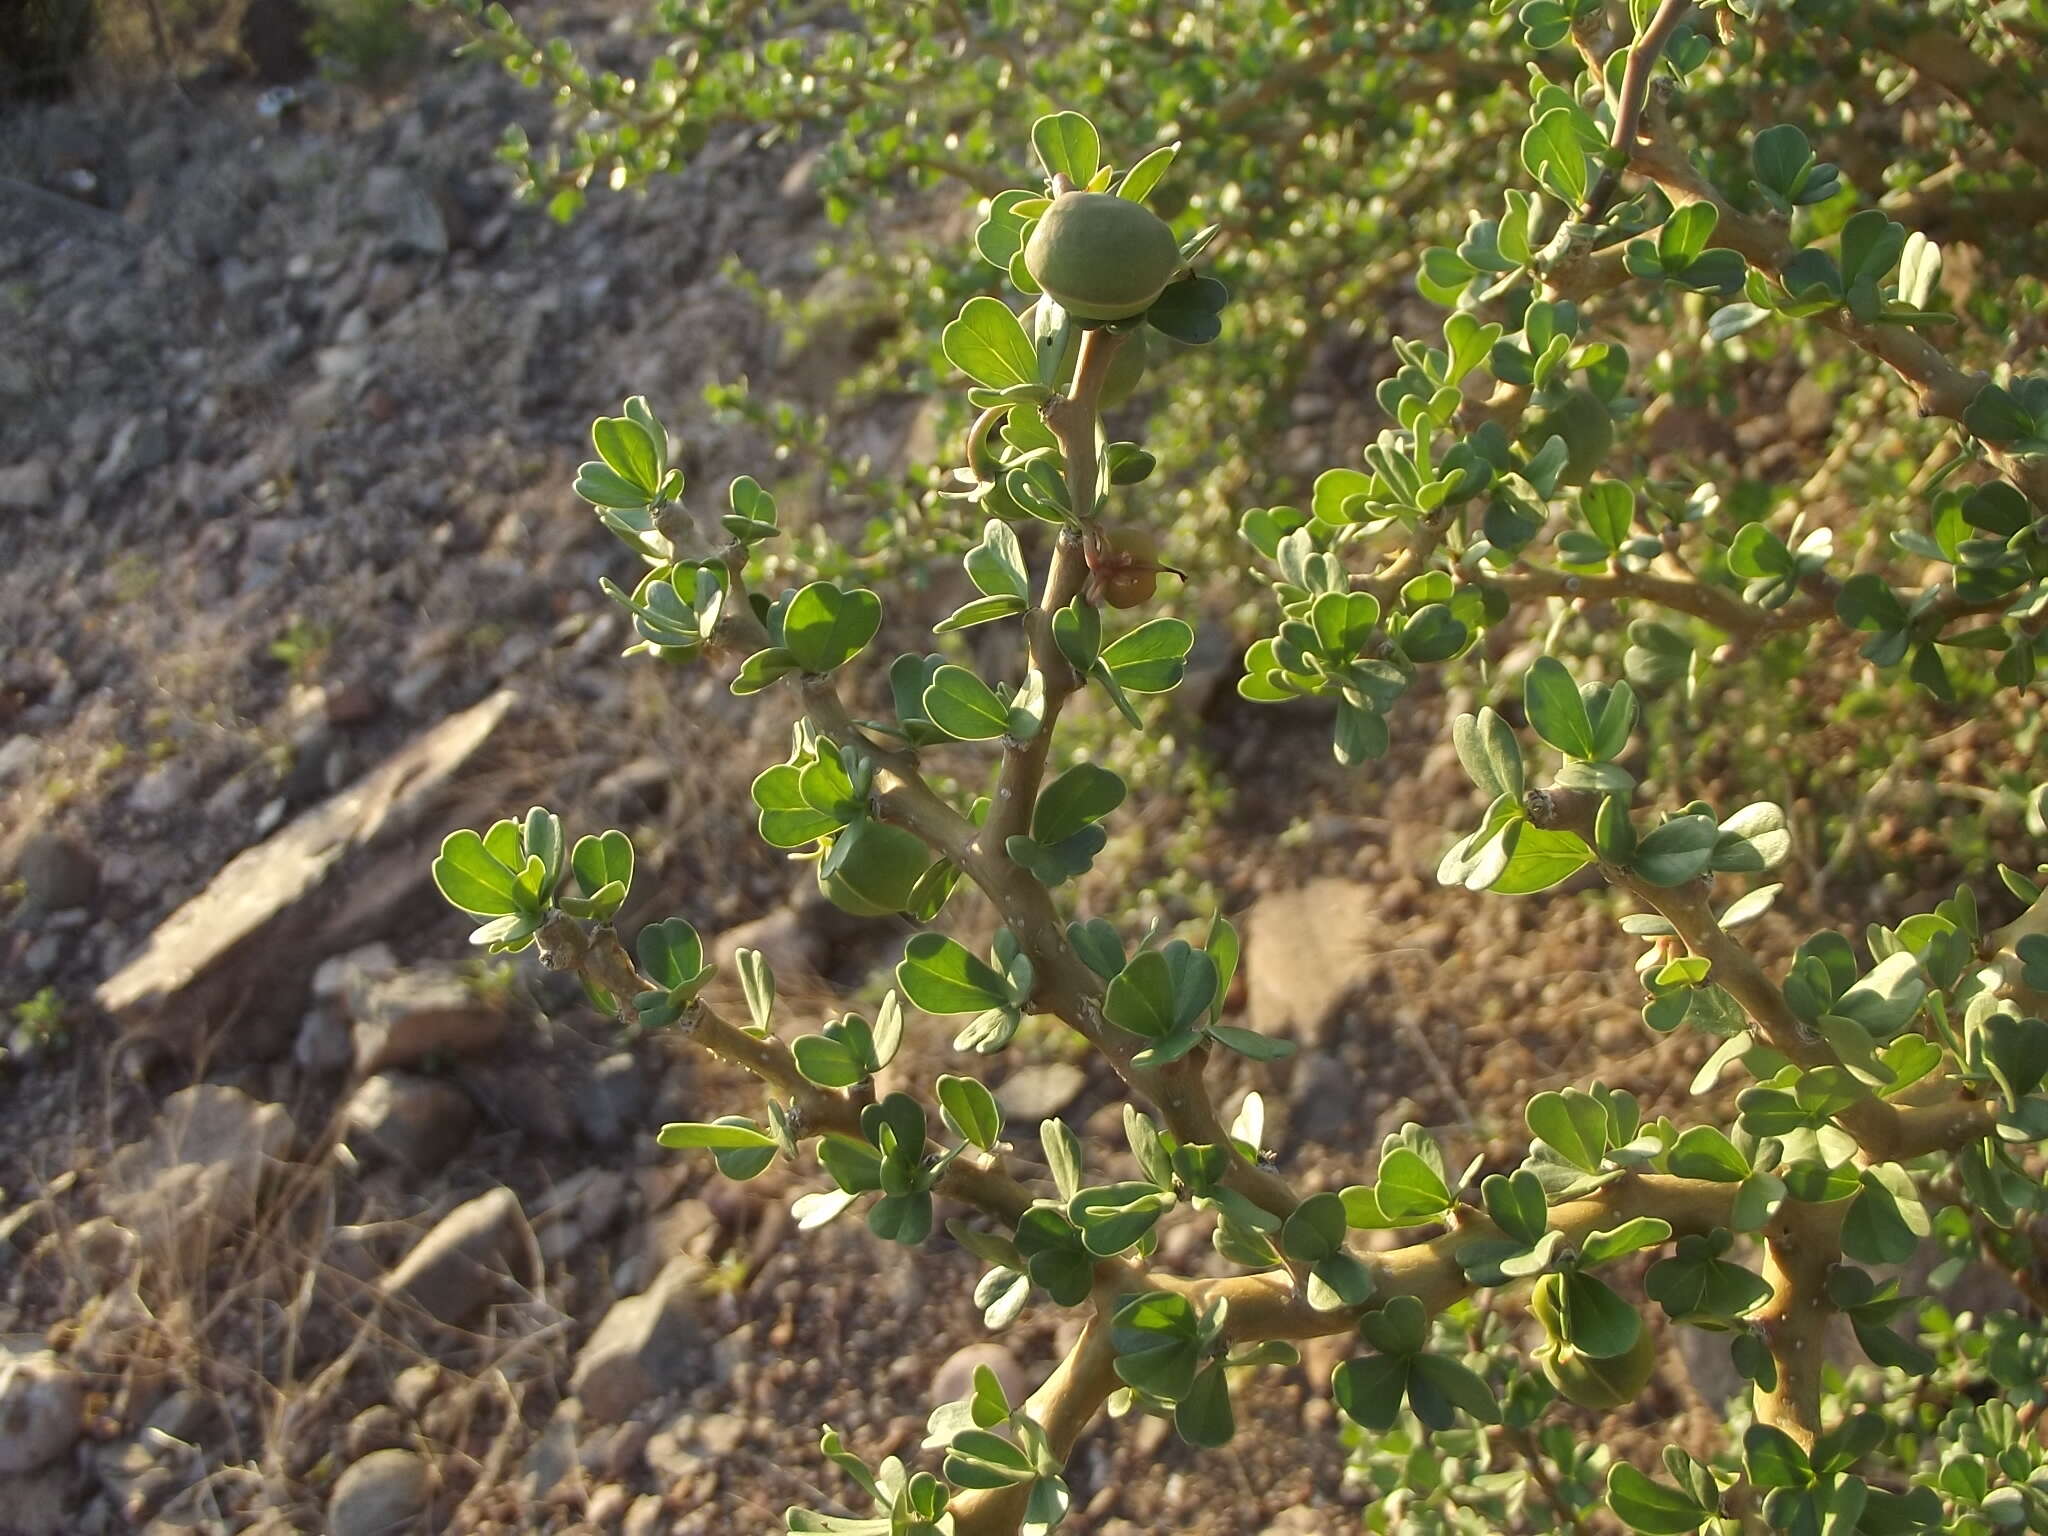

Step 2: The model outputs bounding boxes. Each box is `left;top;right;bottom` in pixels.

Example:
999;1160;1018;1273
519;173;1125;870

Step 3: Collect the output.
1752;124;1816;200
1331;1352;1411;1432
1032;763;1126;845
1744;1424;1812;1490
637;917;711;995
1646;1237;1772;1323
1280;1191;1349;1264
1607;1463;1711;1534
937;1074;1003;1151
575;460;652;510
1665;1126;1750;1182
1397;604;1467;664
1582;480;1635;552
1719;883;1781;929
1985;1013;2048;1105
1835;573;1909;635
944;296;1039;390
1713;802;1791;874
1964;382;2039;444
739;946;774;1034
1838;209;1906;289
433;827;523;917
1832;952;1926;1037
1522;106;1590;206
793;1033;867;1088
1174;1361;1235;1448
1554;1271;1641;1358
935;594;1028;633
1449;712;1531;806
1659;201;1718;268
1842;1166;1927;1266
1145;275;1229;345
657;1119;775;1150
1490;824;1595;893
1484;1169;1551;1243
1526;1089;1609;1173
1100;618;1194;694
1358;1293;1430;1357
1525;656;1597;758
1111;1290;1200;1382
1728;522;1794;580
1375;1146;1454;1222
1632;814;1720;886
592;414;662;494
897;933;1012;1014
1069;1181;1175;1256
731;646;799;695
943;1429;1034;1490
570;830;634;910
1209;1024;1295;1062
726;474;777;540
1031;111;1100;184
924;664;1015;740
783;583;882;674
1407;1354;1500;1429
1116;141;1178;203
1103;942;1218;1041
868;1190;933;1246
1580;1216;1672;1266
965;519;1028;600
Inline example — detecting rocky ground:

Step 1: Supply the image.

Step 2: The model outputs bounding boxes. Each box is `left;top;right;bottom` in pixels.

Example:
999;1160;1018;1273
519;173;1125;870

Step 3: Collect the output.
1;13;2039;1536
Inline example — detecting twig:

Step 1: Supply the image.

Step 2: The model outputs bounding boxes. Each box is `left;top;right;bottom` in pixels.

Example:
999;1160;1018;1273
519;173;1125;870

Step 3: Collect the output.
1524;787;1999;1163
530;912;1038;1225
1504;1422;1595;1535
949;1287;1126;1536
981;326;1127;854
1583;0;1694;223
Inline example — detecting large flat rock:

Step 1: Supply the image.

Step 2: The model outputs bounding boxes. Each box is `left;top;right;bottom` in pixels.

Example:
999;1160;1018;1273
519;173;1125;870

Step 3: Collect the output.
96;689;518;1059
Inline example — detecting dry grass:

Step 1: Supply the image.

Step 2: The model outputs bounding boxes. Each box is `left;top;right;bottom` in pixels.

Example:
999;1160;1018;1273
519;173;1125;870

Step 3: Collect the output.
3;1059;592;1531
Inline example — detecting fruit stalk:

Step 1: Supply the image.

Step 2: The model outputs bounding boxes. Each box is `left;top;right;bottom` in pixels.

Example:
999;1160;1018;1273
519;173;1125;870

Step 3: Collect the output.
980;326;1127;854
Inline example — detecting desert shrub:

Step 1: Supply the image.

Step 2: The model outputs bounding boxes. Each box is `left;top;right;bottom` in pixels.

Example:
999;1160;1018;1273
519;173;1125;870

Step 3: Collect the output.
305;0;422;83
414;0;2048;873
0;0;99;97
430;3;2048;1532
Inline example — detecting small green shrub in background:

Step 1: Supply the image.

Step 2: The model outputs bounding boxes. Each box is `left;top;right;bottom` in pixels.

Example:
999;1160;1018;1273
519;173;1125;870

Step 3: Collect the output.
0;0;98;98
426;2;2048;1531
306;0;421;84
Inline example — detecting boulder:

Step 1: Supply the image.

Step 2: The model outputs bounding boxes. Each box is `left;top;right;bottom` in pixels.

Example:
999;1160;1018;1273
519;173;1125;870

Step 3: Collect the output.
16;834;97;912
102;1084;294;1267
930;1343;1027;1410
569;1052;649;1147
994;1062;1086;1122
569;1256;711;1422
343;1073;476;1174
96;690;518;1060
378;1187;535;1327
329;1447;431;1536
350;965;507;1075
1241;879;1382;1049
0;1348;81;1475
0;460;55;515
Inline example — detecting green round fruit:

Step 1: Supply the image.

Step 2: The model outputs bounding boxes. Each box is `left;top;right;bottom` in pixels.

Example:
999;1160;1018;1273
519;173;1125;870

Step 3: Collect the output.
1024;192;1182;322
1521;386;1615;487
1536;1321;1656;1411
816;818;930;917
